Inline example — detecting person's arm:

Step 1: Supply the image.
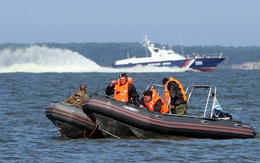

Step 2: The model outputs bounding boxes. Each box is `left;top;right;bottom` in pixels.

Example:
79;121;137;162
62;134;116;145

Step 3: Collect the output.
105;85;114;95
154;100;163;112
139;96;146;108
129;84;140;107
64;93;73;103
106;80;117;96
167;82;177;103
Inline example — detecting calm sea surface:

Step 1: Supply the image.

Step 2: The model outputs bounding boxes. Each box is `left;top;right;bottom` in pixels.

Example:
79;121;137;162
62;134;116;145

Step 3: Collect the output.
0;69;259;162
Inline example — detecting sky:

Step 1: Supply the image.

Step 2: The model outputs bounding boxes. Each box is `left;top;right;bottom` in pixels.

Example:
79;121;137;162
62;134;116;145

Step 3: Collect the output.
1;0;260;46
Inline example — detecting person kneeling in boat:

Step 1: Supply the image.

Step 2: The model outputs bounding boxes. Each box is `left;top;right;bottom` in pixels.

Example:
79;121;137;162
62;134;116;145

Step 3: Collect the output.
163;77;187;115
105;72;140;107
140;89;169;114
64;83;89;108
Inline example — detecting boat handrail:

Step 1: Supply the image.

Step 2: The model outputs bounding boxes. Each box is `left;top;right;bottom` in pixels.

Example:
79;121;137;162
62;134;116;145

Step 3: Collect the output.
145;84;165;90
185;84;216;118
89;88;107;97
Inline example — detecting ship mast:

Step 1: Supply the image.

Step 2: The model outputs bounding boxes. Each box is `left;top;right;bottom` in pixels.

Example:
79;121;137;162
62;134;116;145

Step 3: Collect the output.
179;35;185;56
143;35;149;57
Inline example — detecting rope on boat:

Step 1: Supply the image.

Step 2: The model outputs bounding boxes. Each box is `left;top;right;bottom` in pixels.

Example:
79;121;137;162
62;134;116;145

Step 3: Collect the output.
101;129;121;139
84;124;98;138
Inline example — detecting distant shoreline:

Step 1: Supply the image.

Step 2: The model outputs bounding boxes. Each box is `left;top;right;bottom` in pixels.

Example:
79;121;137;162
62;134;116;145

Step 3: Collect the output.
1;43;259;69
230;62;260;70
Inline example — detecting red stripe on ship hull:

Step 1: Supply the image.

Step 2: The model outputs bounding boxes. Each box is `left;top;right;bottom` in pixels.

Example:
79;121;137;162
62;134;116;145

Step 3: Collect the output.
182;59;190;68
195;67;215;72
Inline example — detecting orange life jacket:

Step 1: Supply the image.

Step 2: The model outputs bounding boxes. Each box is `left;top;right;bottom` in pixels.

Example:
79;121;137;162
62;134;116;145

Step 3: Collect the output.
145;89;169;114
164;77;187;105
151;88;157;98
127;76;133;84
113;77;133;102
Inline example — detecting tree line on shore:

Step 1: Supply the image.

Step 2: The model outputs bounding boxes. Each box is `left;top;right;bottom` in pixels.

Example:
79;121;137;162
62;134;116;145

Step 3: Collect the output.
1;42;259;68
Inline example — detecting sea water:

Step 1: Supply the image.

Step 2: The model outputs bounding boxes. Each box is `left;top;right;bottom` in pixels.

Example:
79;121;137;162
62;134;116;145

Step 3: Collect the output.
0;46;259;162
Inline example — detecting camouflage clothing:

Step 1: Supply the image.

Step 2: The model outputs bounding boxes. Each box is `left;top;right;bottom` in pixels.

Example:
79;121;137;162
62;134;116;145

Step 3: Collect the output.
64;90;88;108
171;104;187;115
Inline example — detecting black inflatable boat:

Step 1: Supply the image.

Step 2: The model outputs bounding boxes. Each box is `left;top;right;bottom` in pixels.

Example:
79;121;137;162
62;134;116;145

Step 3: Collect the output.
82;85;257;139
45;102;103;139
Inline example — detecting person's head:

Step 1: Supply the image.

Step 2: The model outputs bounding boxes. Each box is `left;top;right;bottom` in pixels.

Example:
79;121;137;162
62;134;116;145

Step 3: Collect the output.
119;72;128;85
143;90;152;102
79;84;87;92
162;78;169;86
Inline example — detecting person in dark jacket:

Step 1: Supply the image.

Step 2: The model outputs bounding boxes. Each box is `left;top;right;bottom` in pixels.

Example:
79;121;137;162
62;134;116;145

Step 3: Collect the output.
163;77;187;115
64;84;89;108
105;73;140;107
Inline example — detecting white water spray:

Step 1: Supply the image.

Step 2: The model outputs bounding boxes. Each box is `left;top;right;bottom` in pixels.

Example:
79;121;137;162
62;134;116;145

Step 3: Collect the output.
0;45;104;73
0;45;187;73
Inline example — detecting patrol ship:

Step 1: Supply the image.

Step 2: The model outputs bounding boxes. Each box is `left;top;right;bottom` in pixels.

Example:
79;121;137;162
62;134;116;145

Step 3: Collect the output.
112;36;226;72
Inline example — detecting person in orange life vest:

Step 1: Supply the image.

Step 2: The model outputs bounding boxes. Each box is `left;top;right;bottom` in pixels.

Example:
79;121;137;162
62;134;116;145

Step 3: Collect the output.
105;73;140;107
163;77;187;115
64;83;89;108
140;89;169;114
